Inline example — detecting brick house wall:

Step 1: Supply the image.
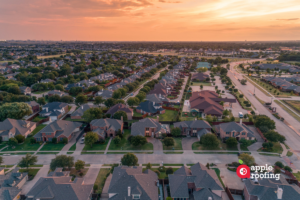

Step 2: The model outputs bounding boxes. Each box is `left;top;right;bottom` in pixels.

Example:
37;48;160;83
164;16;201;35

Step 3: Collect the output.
181;127;211;136
91;123;123;139
219;128;249;140
31;105;40;113
127;112;133;120
145;127;158;137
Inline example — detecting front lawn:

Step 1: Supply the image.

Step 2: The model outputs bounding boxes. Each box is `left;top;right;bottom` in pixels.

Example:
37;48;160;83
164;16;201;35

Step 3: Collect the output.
19;169;40;180
191;82;212;86
68;143;77;151
108;130;153;151
2;125;47;152
293;172;300;181
192;141;238;151
94;168;111;194
257;142;283;154
159;110;177;121
163;138;183;150
40;143;66;151
83;138;110;151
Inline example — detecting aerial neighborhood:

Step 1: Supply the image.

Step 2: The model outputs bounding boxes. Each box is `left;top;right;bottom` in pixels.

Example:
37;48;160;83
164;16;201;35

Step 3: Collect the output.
0;41;299;200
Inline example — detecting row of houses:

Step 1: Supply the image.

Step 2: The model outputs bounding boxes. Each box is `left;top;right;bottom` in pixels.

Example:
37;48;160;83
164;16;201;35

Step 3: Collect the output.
261;76;300;94
251;63;300;73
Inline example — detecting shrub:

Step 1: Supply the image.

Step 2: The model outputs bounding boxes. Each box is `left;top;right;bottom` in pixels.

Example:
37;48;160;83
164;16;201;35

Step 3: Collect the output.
52;137;57;143
128;135;134;144
30;138;36;144
158;166;166;172
259;126;269;133
154;170;160;176
275;161;284;168
284;166;292;172
166;167;174;175
62;138;68;144
99;138;105;144
15;135;25;143
79;172;83;177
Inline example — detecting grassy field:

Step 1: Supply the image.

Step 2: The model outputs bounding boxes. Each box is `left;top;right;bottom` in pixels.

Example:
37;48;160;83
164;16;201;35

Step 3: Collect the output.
2;124;47;152
258;142;283;154
94;168;111;193
68;143;77;151
33;90;49;94
274;100;300;122
282;100;300;114
83;138;110;151
163;138;183;151
191;82;212;86
192;141;238;151
293;172;300;181
159;110;177;121
40;143;66;151
108;130;153;151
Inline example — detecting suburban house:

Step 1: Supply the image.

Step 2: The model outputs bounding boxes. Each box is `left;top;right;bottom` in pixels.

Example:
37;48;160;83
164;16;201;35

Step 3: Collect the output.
148;83;170;96
48;90;67;97
189;91;236;118
215;121;255;141
103;166;158;200
173;120;211;139
244;173;300;200
0;118;36;141
71;104;98;119
191;72;209;82
131;118;169;137
145;94;170;105
0;167;28;200
106;103;133;120
136;100;165;116
19;86;31;95
26;101;40;113
39;102;69;121
33;120;82;142
169;163;225;200
26;168;93;200
95;89;113;99
90;118;123;140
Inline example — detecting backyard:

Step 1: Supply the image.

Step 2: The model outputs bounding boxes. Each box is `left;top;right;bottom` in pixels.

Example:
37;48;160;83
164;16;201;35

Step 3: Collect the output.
133;110;143;117
143;167;180;179
158;110;177;121
108;130;153;151
32;116;47;122
2;124;46;152
94;168;111;194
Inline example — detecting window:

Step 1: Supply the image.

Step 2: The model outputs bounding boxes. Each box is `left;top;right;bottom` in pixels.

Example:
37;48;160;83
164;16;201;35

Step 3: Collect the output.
48;137;52;142
226;132;230;135
193;129;197;133
132;195;140;199
146;128;149;131
242;132;246;135
60;138;63;141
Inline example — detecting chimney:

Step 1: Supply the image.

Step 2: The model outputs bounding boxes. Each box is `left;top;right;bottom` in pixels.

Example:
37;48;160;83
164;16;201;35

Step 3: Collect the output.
157;116;159;122
208;197;212;200
128;187;131;197
277;188;283;199
121;116;123;121
195;118;197;121
240;118;242;125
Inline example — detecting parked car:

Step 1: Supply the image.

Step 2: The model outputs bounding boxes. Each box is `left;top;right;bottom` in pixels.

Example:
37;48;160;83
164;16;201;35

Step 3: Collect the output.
80;137;84;144
130;93;134;96
238;112;243;118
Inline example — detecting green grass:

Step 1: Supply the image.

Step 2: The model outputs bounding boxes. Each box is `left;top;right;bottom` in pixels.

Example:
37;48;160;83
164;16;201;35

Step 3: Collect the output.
81;152;104;154
144;168;180;179
158;110;178;121
0;152;34;155
259;153;280;157
83;138;110;151
284;143;290;149
107;152;153;154
133;110;143;117
33;90;49;94
94;168;111;193
19;169;40;180
37;152;59;155
212;168;225;189
287;151;293;157
18;164;43;167
191;82;212;86
192;141;238;151
240;145;250;151
142;164;160;166
68;143;77;151
274;100;300;122
258;142;283;154
2;124;47;152
64;117;87;122
108;130;153;151
32;116;47;122
163;138;183;151
40;143;66;151
163;164;184;166
194;152;239;154
0;165;14;168
293;172;300;181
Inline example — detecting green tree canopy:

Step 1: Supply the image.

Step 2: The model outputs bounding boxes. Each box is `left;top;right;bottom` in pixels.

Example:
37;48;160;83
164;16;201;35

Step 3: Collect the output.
121;153;138;166
84;132;98;148
255;115;276;130
238;153;255;166
50;155;74;171
113;111;128;121
201;133;219;149
0;102;32;121
170;127;181;137
82;107;103;122
18;153;38;169
75;94;88;105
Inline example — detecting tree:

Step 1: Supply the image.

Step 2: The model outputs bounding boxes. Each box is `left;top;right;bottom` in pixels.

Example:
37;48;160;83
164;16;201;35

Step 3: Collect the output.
262;142;273;151
197;67;208;73
275;161;284;168
0;156;3;165
113;136;121;146
238;153;255;166
50;155;74;171
200;85;203;90
75;160;85;171
284;166;292;172
55;84;64;91
18;153;38;169
84;132;98;148
94;96;104;105
223;109;229;116
69;86;83;96
75;94;88;105
264;130;286;143
105;98;116;108
30;138;36;144
131;136;147;146
146;162;152;169
201;133;219;148
171;127;181;137
8;137;18;146
82;107;103;122
15;135;25;143
166;167;174;175
60;95;74;103
48;94;61;102
112;90;121;99
226;137;238;147
0;102;32;121
37;97;46;105
121;153;138;166
127;97;139;106
8;86;21;95
163;137;174;147
113;111;128;121
226;64;230;70
62;138;68;144
254;115;276;130
240;79;247;85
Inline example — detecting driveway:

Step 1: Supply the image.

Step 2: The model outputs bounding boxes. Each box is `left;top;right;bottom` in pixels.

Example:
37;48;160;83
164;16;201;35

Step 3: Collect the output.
61;130;84;152
147;138;163;152
182;137;198;150
83;164;102;185
21;165;50;195
219;168;244;190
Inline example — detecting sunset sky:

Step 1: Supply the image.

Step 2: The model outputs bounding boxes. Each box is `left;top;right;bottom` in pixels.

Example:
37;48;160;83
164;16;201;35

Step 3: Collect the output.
1;0;300;41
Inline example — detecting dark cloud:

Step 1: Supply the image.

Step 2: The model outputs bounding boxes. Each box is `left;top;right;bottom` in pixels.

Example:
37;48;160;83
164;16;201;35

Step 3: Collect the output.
276;18;299;21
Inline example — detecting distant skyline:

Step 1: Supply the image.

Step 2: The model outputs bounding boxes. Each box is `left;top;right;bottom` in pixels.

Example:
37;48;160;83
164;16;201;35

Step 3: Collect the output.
1;0;300;41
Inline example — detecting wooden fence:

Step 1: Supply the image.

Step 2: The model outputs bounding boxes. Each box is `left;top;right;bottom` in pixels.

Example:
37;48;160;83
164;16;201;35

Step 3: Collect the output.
256;127;268;142
275;166;300;187
162;106;180;111
211;121;254;125
225;187;234;200
36;117;50;126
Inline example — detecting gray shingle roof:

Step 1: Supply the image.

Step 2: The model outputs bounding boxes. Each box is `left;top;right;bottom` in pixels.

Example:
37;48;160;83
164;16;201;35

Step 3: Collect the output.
131;118;166;136
145;94;169;104
136;101;164;114
0;118;36;137
71;104;98;117
216;122;255;138
108;166;158;200
106;103;133;115
174;120;211;129
90;118;122;132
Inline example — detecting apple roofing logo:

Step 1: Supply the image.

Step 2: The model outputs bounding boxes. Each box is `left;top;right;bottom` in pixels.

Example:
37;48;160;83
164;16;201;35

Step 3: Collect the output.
236;159;250;179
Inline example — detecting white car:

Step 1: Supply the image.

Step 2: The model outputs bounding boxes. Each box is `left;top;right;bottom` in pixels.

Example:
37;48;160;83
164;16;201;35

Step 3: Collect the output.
80;137;84;144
